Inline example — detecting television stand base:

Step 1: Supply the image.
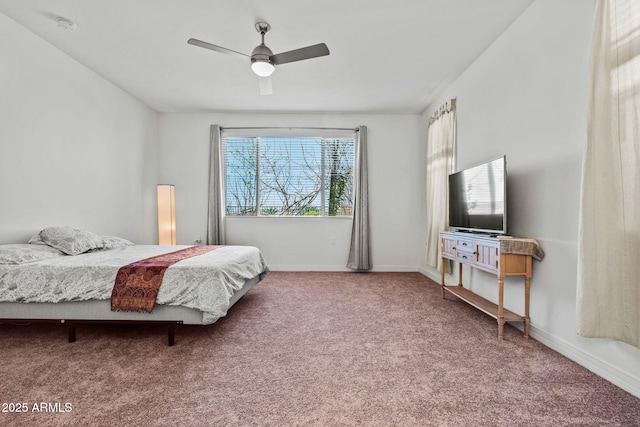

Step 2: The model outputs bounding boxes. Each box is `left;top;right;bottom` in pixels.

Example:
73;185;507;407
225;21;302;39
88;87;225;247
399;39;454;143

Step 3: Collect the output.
440;231;534;340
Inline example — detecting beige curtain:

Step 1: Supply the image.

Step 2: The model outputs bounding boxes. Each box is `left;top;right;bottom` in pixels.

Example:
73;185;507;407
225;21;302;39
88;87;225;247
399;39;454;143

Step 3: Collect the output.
577;0;640;349
347;126;371;271
206;124;225;245
425;99;456;269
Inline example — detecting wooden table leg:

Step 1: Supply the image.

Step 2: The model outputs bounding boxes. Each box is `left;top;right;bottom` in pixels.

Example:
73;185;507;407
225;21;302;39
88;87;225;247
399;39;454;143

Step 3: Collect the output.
524;274;531;338
498;317;505;341
441;257;446;298
498;276;505;341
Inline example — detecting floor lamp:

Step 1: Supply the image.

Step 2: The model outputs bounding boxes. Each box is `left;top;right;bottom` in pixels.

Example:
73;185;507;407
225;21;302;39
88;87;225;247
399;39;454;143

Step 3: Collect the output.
157;184;176;245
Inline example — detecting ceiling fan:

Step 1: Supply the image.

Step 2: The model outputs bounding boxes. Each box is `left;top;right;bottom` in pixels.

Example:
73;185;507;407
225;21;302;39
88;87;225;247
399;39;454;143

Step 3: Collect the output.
188;22;330;95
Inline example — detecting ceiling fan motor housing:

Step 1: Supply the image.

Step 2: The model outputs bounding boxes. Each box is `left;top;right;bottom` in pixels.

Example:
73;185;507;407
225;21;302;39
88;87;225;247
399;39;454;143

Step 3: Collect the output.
251;43;273;64
251;22;274;68
251;28;275;78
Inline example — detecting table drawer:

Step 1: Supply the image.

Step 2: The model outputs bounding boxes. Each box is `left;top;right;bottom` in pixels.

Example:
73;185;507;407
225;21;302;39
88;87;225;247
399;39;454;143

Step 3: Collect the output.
456;250;475;263
455;238;475;253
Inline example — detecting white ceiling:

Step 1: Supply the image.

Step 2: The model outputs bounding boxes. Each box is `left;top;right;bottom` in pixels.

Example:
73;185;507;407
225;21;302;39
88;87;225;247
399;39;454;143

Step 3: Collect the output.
0;0;534;114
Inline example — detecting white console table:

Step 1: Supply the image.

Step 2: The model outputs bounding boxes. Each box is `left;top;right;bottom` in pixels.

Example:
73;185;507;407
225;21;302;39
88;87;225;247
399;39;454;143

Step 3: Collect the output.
440;231;543;340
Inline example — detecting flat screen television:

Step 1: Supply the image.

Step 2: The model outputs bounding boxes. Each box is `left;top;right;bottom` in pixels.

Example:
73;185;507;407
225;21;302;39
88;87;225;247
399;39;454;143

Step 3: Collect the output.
448;156;507;235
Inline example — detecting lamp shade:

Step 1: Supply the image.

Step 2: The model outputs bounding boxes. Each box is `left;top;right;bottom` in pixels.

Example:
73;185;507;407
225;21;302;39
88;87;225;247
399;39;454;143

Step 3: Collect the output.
251;60;275;77
157;184;176;245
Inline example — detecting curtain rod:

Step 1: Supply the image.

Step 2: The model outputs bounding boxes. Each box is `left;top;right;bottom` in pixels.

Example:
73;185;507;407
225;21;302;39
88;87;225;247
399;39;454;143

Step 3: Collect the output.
220;126;359;132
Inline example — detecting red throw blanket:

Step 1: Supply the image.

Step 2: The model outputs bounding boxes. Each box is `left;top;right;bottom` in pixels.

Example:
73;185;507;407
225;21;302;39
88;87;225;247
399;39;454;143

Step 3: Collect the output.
111;246;222;313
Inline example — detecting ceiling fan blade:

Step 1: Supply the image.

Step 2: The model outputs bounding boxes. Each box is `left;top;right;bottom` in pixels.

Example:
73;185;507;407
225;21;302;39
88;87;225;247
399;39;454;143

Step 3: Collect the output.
259;76;273;96
270;43;330;65
187;38;249;58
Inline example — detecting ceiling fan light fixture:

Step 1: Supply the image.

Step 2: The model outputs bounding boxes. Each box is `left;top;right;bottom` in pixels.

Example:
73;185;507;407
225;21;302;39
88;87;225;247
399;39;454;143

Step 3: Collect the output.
251;60;275;77
251;42;275;77
188;21;330;93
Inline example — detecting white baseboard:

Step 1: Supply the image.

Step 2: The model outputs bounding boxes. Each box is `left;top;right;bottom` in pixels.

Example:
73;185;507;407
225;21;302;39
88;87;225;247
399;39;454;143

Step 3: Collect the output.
529;326;640;398
415;269;640;398
418;266;440;282
266;267;640;397
267;265;348;272
268;265;419;272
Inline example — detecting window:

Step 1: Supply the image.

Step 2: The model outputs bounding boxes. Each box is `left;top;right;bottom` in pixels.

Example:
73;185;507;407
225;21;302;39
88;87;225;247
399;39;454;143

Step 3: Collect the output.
224;134;355;216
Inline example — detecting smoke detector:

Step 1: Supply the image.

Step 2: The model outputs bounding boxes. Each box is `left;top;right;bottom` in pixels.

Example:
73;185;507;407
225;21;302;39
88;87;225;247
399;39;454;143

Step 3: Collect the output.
56;17;77;31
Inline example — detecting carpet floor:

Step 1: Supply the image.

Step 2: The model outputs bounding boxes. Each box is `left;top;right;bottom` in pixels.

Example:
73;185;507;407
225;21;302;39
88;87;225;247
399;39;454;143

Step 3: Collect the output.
1;272;639;426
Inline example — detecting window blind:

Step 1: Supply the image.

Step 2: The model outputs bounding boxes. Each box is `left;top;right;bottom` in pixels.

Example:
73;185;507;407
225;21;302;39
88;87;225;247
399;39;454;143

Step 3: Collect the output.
223;134;355;216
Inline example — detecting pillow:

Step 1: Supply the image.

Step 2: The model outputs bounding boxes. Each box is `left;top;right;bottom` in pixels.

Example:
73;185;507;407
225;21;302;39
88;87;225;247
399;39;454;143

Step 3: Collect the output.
37;226;104;255
28;232;46;245
0;244;65;265
101;236;135;250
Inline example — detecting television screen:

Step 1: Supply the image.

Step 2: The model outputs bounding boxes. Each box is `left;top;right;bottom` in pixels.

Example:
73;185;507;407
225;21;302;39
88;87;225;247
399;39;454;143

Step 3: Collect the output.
448;156;506;234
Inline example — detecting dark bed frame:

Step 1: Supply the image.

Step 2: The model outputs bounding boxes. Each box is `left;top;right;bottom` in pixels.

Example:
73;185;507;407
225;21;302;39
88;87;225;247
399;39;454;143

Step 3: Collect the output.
0;272;265;346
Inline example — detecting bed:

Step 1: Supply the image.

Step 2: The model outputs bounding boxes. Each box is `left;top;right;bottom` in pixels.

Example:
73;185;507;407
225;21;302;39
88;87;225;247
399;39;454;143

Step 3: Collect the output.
0;227;269;345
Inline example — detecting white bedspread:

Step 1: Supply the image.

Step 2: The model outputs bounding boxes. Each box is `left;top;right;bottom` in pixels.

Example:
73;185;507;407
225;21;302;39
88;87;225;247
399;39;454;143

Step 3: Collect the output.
0;245;268;324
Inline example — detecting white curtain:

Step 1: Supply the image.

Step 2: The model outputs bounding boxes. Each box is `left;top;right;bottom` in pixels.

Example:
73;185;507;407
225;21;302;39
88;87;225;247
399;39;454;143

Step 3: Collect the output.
206;124;225;245
347;125;371;271
577;0;640;349
425;99;456;269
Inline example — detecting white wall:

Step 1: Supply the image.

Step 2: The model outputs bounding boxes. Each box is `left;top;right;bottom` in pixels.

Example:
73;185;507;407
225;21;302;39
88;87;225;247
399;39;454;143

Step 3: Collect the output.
5;0;634;399
0;13;159;244
421;0;640;397
158;112;425;270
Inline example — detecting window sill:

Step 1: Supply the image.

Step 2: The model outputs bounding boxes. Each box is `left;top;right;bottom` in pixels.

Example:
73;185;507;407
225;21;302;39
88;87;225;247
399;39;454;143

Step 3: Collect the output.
224;215;353;220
